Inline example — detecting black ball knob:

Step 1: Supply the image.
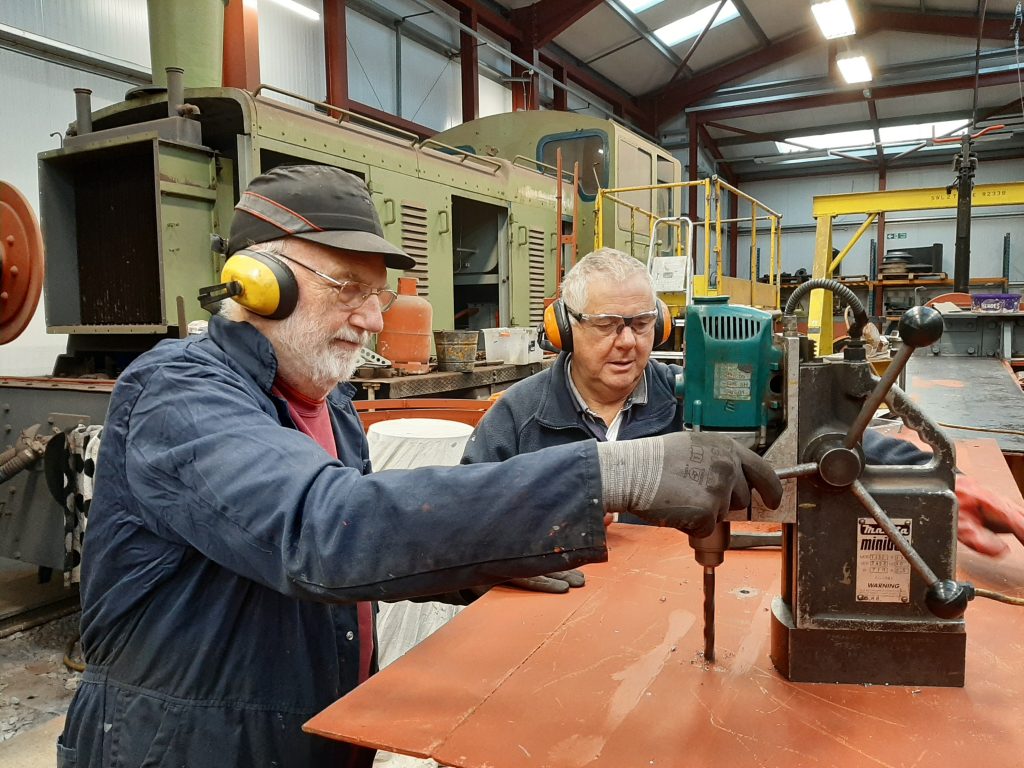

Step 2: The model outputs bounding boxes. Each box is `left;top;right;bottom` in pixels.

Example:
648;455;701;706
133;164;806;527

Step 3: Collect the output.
925;579;973;619
898;306;944;348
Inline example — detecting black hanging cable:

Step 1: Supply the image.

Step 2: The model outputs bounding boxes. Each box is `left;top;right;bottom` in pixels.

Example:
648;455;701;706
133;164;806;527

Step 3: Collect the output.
971;0;989;128
1012;2;1024;120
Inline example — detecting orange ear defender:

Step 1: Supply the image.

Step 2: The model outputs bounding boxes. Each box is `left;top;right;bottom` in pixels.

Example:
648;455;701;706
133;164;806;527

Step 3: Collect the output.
542;299;673;353
198;249;300;320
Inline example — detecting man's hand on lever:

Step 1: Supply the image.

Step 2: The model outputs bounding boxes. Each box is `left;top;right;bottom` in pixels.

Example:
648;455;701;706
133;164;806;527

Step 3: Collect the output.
597;431;784;533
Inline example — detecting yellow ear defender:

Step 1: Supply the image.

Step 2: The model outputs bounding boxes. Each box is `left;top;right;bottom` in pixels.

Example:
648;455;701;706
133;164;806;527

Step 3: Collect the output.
198;248;299;320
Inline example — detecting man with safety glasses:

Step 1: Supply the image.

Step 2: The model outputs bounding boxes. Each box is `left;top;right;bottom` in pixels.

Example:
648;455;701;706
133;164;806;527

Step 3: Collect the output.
463;248;686;542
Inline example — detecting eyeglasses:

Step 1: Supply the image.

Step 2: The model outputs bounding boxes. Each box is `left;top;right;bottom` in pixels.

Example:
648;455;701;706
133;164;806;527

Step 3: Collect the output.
276;251;398;311
565;306;659;336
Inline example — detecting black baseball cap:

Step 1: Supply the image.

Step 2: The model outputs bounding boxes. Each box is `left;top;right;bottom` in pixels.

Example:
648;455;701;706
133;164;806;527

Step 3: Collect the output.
227;165;415;270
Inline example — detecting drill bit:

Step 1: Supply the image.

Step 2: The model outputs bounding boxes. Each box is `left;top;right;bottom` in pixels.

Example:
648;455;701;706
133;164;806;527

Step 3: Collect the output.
703;566;716;662
689;522;730;664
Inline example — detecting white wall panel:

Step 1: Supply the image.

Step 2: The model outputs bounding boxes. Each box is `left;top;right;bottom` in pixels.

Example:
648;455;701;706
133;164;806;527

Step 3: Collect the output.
478;73;511;118
258;0;326;110
0;49;131;375
0;0;149;68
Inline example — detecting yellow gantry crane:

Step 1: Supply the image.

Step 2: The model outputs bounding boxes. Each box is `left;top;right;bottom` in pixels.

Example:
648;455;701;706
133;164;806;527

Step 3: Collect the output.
808;182;1024;354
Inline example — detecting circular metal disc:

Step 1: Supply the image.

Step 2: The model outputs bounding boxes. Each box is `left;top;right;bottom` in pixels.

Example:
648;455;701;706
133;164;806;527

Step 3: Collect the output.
0;180;45;345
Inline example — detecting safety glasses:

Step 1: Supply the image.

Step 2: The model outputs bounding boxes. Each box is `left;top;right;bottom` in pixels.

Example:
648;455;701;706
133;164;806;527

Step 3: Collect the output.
565;306;658;336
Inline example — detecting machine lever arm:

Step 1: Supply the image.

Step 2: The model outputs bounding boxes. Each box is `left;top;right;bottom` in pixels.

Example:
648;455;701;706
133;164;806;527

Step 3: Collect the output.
844;306;944;450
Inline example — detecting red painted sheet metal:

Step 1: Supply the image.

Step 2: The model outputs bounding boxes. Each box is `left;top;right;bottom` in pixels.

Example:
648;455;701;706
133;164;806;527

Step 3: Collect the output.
307;439;1024;767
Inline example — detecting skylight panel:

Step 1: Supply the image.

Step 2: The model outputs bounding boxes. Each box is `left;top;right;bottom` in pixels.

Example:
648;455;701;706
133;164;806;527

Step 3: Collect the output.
879;120;968;144
775;129;874;154
620;0;666;12
773;120;973;159
654;1;740;47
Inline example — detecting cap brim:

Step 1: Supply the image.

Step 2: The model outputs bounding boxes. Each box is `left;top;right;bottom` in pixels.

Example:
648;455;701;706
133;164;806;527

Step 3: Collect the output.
295;230;416;271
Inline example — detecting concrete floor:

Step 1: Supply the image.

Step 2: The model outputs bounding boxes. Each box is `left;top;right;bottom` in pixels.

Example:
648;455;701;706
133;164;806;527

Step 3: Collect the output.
0;612;80;744
0;556;81;765
0;715;65;768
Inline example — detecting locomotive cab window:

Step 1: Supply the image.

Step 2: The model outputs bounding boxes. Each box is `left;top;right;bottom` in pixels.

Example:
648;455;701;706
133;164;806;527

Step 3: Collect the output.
616;140;654;230
538;131;608;200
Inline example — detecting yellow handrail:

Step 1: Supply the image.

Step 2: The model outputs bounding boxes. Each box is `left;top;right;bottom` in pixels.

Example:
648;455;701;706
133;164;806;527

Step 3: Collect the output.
595;176;783;309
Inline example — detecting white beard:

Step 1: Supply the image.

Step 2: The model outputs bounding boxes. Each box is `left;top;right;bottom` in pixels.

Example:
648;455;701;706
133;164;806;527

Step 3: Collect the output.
272;309;368;392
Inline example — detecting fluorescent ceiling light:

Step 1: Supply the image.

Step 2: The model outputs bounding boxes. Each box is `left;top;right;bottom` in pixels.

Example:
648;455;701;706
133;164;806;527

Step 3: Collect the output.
263;0;320;21
836;54;871;84
654;1;740;47
621;0;666;12
811;0;856;39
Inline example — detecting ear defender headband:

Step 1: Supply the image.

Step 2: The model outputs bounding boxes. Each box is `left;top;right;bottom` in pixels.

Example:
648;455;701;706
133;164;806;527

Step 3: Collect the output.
197;248;299;320
542;298;673;353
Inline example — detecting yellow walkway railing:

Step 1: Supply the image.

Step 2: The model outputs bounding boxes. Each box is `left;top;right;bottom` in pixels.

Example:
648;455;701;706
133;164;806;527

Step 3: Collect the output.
594;176;782;309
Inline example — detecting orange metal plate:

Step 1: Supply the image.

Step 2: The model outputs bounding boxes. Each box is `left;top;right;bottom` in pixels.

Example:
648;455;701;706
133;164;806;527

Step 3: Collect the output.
307;440;1024;767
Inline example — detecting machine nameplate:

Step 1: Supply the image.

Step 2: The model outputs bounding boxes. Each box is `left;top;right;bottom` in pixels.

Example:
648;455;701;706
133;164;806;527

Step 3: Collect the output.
856;518;911;603
713;362;752;401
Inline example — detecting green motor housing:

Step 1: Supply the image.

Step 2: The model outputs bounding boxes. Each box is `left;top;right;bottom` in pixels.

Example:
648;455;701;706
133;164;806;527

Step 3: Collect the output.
682;296;783;443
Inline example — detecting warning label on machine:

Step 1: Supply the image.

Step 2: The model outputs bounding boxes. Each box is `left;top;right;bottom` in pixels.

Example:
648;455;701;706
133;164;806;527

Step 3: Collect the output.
713;362;752;401
856;518;911;603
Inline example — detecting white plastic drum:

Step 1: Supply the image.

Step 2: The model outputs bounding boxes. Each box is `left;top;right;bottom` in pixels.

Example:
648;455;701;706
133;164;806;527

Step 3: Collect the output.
366;418;473;472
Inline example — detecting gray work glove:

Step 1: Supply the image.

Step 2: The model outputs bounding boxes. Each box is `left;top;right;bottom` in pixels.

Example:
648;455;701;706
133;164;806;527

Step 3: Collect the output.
597;432;783;537
507;569;586;594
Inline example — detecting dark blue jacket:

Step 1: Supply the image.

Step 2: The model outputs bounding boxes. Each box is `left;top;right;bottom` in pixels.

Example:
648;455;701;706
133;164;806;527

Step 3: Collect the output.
58;316;607;768
462;354;685;463
461;354;684;526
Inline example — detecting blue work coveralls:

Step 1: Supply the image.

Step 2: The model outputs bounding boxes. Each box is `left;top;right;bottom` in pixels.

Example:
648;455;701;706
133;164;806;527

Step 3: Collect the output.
58;316;607;768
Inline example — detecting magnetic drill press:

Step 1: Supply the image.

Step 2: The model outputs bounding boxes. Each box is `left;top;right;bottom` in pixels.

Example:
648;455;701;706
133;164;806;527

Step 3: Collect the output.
683;283;973;685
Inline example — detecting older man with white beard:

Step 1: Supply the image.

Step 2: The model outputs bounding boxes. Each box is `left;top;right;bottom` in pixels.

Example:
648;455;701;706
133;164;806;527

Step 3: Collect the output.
58;165;784;768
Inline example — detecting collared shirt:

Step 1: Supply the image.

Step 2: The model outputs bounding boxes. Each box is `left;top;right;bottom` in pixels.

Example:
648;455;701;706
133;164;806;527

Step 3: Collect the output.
565;355;648;442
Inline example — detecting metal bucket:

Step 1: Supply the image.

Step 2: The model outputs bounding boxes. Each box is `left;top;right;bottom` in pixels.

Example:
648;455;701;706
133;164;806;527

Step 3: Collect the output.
433;330;478;372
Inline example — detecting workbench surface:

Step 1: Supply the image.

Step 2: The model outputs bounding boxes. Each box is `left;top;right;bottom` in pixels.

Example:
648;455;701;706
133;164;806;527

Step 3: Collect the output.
306;440;1024;767
907;355;1024;453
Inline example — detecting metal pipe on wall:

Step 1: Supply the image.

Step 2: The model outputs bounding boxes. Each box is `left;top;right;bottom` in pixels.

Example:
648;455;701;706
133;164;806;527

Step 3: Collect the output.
395;20;403;118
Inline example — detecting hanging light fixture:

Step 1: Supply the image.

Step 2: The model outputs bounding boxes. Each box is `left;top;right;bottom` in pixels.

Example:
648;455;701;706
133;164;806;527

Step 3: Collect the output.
836;53;872;84
811;0;856;39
